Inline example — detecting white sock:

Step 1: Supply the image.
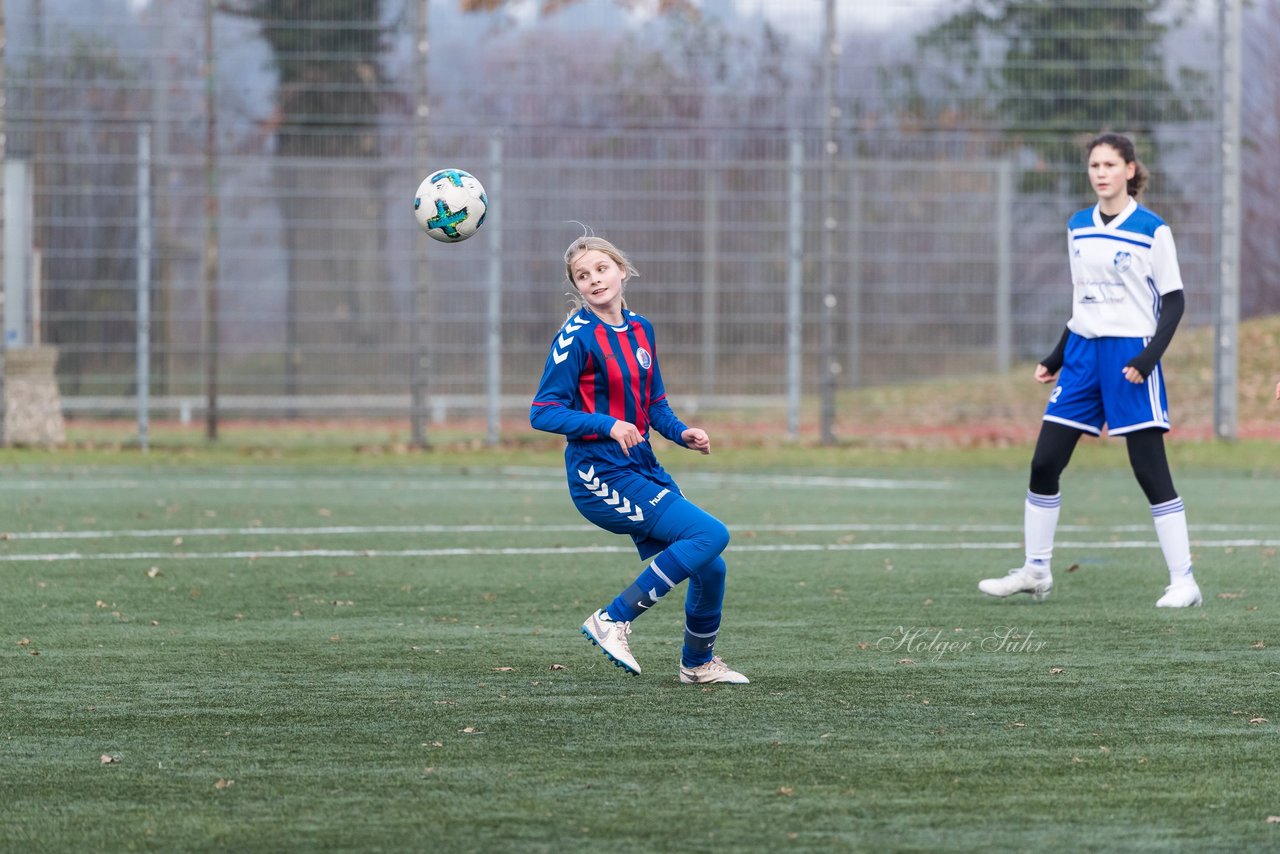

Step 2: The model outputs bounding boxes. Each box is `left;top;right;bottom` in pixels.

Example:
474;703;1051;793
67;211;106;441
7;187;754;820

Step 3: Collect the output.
1024;491;1061;575
1152;498;1194;584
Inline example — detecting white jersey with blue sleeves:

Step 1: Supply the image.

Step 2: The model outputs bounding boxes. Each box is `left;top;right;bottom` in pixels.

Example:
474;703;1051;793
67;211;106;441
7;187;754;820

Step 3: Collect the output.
1065;197;1184;339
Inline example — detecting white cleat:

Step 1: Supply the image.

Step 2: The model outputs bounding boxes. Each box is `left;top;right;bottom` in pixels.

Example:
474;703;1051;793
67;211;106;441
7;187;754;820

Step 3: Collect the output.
1156;581;1202;608
581;609;640;675
978;567;1053;601
679;656;749;685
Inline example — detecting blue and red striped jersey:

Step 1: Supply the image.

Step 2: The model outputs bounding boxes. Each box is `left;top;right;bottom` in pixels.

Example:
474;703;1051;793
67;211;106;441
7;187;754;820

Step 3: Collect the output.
530;308;688;445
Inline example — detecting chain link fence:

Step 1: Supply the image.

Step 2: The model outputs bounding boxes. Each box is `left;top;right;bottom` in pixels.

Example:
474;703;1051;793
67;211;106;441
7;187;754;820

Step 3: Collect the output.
0;0;1245;442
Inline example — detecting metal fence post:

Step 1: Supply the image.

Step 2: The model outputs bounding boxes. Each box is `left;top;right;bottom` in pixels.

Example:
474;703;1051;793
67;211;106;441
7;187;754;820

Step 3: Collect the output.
137;124;152;452
202;0;219;441
486;133;502;446
787;136;803;440
0;2;6;444
410;0;432;449
818;0;838;445
995;158;1013;373
1215;0;1241;441
701;145;719;398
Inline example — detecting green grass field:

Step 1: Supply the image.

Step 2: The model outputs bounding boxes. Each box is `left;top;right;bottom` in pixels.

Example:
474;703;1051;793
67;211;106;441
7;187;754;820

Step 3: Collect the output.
2;443;1279;852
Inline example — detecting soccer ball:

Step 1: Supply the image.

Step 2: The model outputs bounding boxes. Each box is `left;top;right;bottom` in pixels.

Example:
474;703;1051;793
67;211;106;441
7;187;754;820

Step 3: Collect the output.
413;168;488;243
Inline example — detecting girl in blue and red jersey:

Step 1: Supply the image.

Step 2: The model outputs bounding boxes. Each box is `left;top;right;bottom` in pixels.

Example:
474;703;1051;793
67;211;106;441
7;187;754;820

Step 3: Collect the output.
530;235;748;684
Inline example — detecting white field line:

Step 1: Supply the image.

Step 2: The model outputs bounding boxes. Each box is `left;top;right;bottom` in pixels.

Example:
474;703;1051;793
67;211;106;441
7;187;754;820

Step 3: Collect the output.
0;472;952;492
1;521;1274;542
3;539;1279;563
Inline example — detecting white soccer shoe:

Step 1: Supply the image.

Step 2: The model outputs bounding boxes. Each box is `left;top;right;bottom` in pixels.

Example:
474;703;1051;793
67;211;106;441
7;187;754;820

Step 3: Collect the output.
679;656;749;685
978;566;1053;601
581;609;640;675
1156;580;1203;608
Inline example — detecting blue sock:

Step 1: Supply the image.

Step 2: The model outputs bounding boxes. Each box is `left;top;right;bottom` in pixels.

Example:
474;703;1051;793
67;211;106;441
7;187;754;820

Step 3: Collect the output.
681;556;727;667
606;559;687;622
682;618;720;667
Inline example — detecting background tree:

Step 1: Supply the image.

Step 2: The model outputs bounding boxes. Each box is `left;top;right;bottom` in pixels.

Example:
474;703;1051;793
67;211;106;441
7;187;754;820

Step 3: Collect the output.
894;0;1210;194
231;0;386;159
1242;0;1280;317
224;0;394;398
15;35;149;394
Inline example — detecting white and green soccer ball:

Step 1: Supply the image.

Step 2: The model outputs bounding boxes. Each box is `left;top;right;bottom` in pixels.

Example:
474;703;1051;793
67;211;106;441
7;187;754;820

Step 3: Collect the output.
413;167;488;243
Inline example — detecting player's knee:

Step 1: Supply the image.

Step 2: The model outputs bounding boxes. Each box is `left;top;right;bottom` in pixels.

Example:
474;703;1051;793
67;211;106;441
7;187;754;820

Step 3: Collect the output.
699;555;728;584
698;517;730;556
1130;462;1175;505
1028;455;1061;496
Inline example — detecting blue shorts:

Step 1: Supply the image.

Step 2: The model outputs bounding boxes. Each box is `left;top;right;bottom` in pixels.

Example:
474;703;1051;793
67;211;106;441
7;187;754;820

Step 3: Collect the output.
564;440;685;560
1043;333;1170;436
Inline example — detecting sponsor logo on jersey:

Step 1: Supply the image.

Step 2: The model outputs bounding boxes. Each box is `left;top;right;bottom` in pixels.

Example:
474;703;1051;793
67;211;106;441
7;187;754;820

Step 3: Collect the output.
649;488;670;506
636;347;652;370
1113;251;1132;272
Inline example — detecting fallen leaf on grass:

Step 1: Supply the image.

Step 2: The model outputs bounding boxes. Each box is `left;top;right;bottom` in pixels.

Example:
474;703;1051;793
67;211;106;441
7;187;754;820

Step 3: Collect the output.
896;658;915;665
460;727;483;734
1251;641;1266;650
17;638;31;647
1249;717;1268;725
776;787;794;796
549;663;566;671
146;567;163;578
1266;816;1280;824
1050;667;1065;675
214;779;234;789
100;754;120;765
1216;592;1241;599
1064;563;1080;573
493;667;516;672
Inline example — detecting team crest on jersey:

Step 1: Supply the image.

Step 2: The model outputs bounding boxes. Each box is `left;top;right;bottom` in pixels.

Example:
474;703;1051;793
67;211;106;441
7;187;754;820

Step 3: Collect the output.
1113;251;1132;272
636;347;652;369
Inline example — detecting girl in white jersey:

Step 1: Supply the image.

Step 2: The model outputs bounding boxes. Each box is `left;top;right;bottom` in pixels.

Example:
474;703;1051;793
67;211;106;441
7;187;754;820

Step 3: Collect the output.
978;133;1202;608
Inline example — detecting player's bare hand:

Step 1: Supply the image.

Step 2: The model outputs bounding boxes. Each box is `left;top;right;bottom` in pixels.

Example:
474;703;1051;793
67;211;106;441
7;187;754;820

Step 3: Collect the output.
682;428;711;455
609;420;645;456
1122;366;1144;384
1033;364;1057;384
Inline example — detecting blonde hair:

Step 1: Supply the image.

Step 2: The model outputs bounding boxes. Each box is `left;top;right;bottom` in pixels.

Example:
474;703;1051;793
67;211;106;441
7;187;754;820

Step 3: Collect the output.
562;233;638;317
